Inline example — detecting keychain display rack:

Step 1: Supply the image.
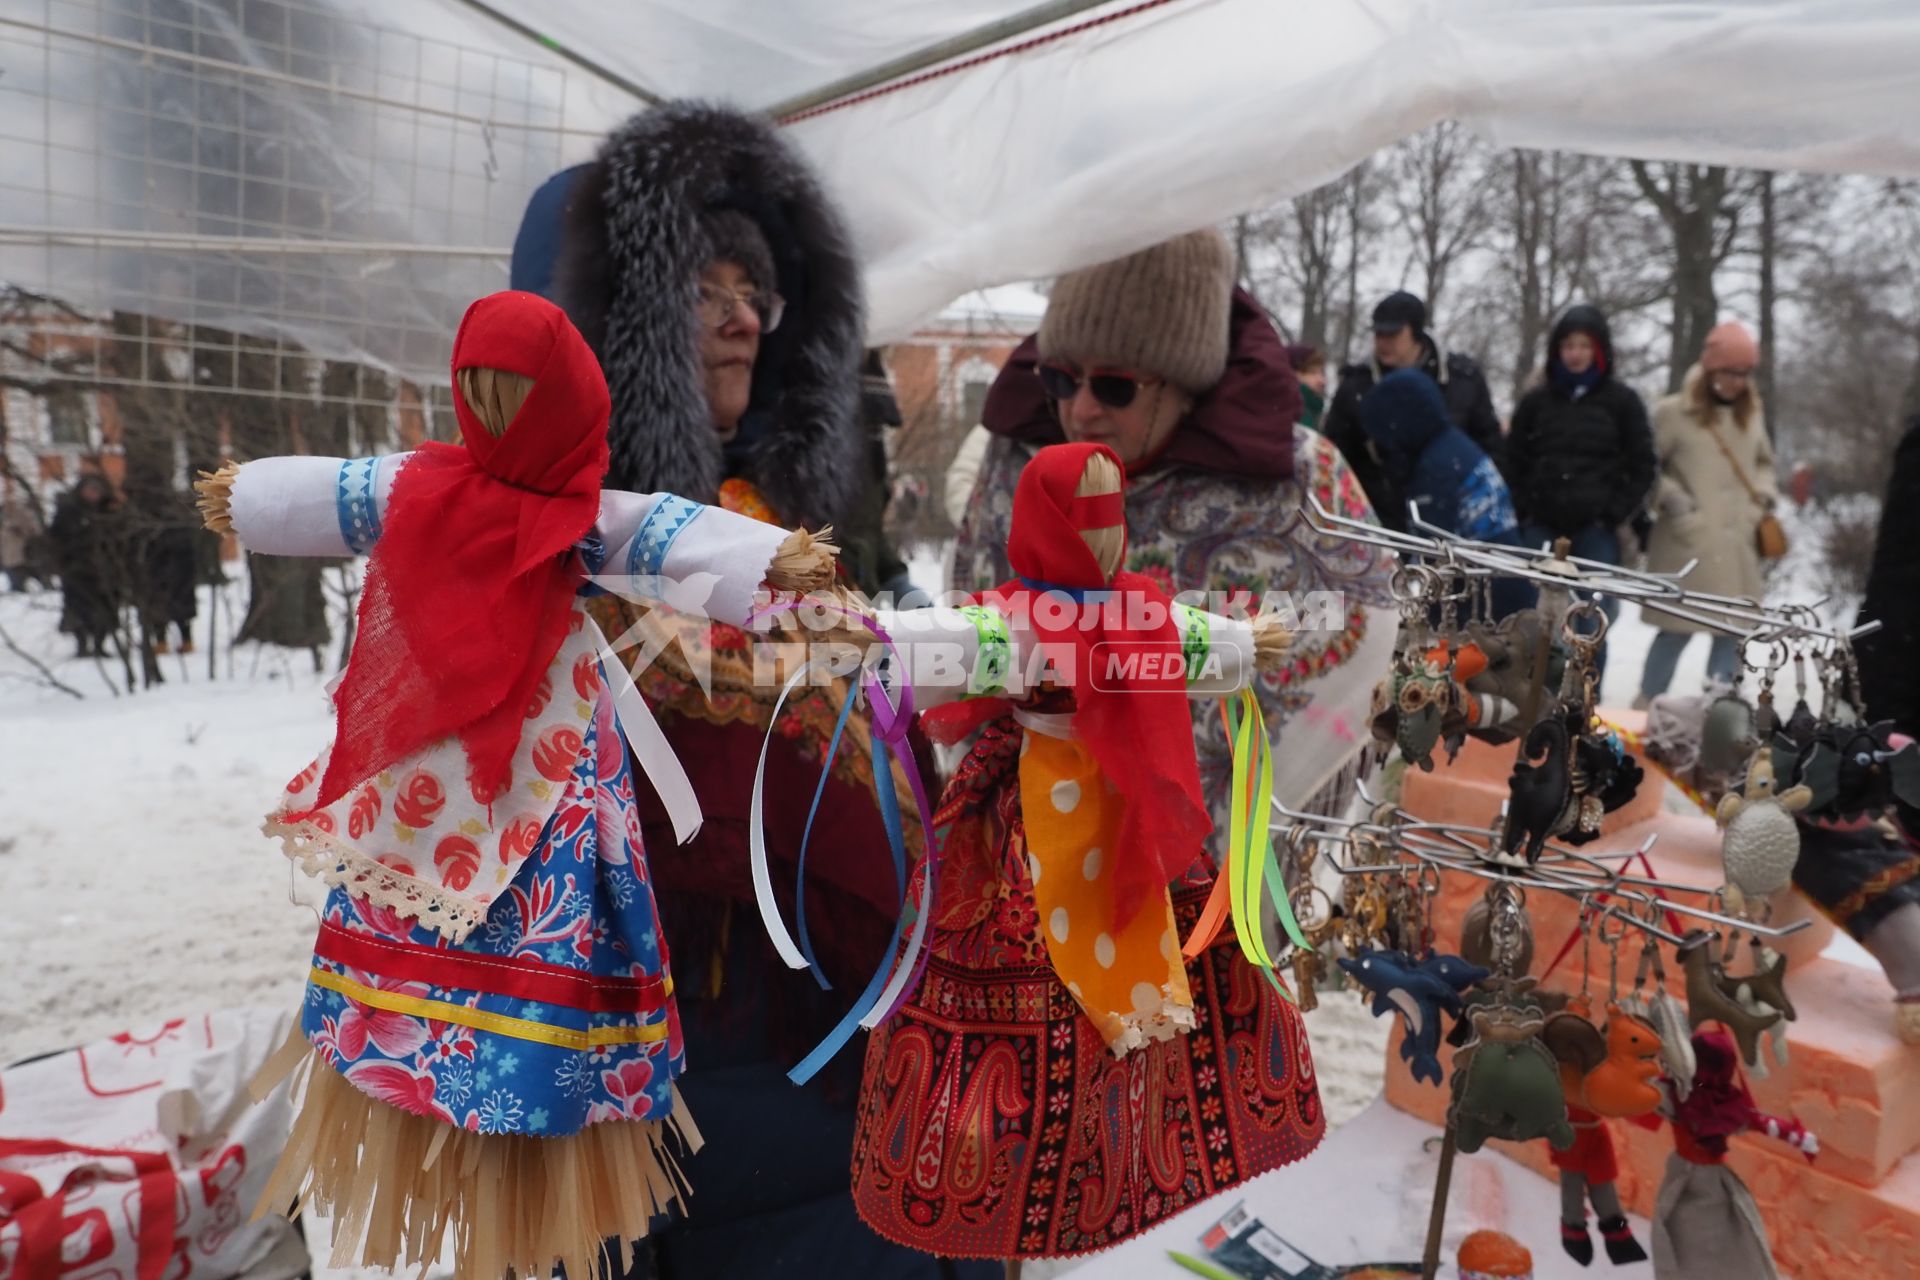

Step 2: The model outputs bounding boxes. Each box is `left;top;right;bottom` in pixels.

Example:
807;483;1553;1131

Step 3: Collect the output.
1276;499;1879;1279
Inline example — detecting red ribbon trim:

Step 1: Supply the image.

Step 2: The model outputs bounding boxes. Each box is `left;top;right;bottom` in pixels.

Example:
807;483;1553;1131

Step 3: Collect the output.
314;921;671;1015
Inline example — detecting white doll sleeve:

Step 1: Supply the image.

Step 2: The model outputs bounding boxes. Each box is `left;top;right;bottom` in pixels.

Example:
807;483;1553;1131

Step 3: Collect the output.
225;453;410;556
595;491;788;629
864;605;1011;711
1175;603;1259;696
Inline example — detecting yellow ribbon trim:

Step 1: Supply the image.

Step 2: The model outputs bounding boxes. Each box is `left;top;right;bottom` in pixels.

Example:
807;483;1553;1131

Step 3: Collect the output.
309;968;671;1050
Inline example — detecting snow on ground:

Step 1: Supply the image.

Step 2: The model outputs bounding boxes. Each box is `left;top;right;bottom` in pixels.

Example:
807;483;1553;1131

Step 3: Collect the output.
0;582;335;1066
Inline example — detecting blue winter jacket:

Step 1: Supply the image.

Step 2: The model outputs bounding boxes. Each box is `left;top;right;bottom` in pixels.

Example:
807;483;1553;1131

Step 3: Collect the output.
1359;368;1518;543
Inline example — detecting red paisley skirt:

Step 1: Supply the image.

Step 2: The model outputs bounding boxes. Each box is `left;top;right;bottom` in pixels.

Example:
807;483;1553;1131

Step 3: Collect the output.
850;720;1325;1259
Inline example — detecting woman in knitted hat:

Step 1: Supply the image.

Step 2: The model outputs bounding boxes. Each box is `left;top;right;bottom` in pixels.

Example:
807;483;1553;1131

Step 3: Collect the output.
1636;321;1782;703
952;228;1399;863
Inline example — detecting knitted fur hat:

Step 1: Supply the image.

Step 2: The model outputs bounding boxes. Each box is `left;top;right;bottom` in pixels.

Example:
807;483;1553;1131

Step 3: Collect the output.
1038;229;1234;395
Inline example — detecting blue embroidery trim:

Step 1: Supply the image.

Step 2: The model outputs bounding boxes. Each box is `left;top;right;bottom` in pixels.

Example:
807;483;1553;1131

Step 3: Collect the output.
625;494;705;587
335;456;384;555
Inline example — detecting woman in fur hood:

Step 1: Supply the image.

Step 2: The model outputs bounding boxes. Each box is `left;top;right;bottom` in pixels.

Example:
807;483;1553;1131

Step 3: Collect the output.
515;102;976;1279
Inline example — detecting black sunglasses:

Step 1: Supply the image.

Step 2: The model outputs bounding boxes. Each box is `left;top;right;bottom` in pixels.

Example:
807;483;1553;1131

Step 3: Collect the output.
1036;362;1157;410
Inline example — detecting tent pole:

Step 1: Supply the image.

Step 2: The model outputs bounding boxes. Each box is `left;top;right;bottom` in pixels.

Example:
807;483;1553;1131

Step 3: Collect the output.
770;0;1117;121
447;0;662;106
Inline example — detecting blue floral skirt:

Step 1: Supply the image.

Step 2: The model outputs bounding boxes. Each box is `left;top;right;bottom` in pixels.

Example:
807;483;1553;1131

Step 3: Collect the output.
261;707;698;1279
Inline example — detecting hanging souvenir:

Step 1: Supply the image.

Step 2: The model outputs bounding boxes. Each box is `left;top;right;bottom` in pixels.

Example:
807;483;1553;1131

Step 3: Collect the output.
195;292;844;1278
1717;751;1813;909
1650;1031;1818;1280
1338;944;1489;1085
1447;1005;1575;1155
1676;931;1783;1069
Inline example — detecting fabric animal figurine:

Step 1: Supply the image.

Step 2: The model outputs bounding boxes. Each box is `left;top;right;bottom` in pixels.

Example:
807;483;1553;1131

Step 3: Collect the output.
1651;1031;1817;1280
1449;1006;1575;1155
1369;641;1518;770
196;291;840;1279
848;442;1324;1261
1714;944;1794;1080
1676;932;1784;1069
1542;1004;1661;1265
1718;750;1813;909
1500;717;1575;866
1337;947;1489;1084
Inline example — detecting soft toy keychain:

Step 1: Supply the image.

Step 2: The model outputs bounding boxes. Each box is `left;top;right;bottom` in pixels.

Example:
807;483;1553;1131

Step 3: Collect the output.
1540;920;1659;1268
1650;1030;1817;1280
1717;750;1813;910
197;291;839;1278
1338;946;1489;1084
1676;931;1783;1070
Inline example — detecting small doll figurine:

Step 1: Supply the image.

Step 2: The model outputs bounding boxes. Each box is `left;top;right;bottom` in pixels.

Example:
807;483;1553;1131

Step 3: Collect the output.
1651;1030;1817;1280
847;443;1320;1261
1542;1003;1661;1266
197;292;837;1278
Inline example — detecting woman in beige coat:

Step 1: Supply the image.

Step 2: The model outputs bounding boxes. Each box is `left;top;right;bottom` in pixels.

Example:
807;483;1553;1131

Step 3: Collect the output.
1636;322;1780;702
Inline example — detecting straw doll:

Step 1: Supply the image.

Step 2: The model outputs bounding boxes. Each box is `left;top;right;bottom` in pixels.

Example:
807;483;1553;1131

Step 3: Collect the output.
196;291;837;1278
848;442;1322;1263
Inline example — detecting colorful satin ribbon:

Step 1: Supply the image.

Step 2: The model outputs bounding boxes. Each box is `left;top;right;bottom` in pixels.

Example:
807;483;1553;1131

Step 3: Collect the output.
1182;688;1310;998
741;603;941;1084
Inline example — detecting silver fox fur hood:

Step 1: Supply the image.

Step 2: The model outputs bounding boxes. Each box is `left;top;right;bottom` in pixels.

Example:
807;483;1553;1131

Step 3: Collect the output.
552;101;865;531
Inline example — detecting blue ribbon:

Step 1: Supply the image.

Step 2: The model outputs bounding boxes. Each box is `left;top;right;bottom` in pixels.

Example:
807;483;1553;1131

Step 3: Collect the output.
786;719;911;1086
794;678;863;989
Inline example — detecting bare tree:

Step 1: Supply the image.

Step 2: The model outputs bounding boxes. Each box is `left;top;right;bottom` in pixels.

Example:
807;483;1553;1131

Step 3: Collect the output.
1628;162;1750;389
1388;122;1495;317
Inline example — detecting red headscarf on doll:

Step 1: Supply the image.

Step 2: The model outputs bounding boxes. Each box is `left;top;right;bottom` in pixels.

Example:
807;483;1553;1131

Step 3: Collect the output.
1672;1030;1759;1157
300;291;610;814
925;441;1212;926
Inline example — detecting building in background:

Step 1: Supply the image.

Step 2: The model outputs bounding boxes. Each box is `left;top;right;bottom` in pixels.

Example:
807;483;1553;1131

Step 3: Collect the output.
881;283;1043;550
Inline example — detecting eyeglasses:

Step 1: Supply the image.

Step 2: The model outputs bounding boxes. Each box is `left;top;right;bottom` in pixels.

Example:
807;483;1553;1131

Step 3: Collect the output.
1036;362;1159;409
696;283;784;333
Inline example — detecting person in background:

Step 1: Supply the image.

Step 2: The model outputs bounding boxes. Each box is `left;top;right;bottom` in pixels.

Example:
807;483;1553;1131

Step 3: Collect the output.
1635;321;1781;704
526;101;977;1279
1506;304;1656;676
1;492;42;592
1360;369;1517;544
1855;414;1920;756
1288;342;1328;431
1322;290;1506;529
50;473;122;657
1359;368;1531;619
847;348;920;603
943;421;991;530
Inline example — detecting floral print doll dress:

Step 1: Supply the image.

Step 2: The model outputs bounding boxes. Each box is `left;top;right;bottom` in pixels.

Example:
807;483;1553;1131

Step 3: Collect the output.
201;291;838;1279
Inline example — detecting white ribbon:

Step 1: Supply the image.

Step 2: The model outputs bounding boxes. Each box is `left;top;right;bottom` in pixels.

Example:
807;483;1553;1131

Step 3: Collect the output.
586;617;703;847
749;659;827;971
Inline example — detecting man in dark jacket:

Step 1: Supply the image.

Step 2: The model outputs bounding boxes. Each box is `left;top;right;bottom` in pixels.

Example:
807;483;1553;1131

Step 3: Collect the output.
1323;290;1505;530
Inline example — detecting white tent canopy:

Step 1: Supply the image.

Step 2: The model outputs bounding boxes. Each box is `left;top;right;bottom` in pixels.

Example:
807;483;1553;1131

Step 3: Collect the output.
3;0;1918;384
